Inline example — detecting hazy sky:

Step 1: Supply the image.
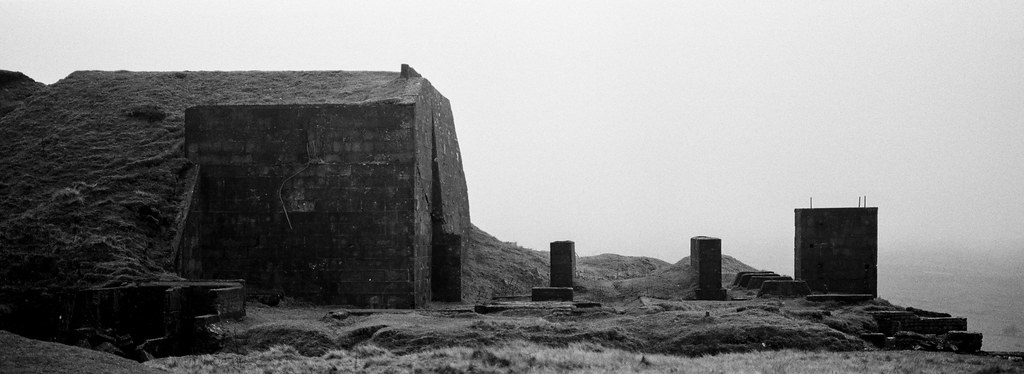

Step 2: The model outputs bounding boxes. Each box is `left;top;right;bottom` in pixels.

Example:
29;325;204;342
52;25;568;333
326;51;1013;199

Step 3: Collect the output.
2;1;1022;274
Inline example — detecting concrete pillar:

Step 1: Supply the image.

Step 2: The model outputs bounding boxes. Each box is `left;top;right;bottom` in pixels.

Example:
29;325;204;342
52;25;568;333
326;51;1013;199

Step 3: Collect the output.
691;236;727;300
550;241;576;288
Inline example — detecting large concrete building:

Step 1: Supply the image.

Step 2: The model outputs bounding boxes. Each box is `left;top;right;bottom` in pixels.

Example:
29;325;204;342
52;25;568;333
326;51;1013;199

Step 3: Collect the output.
794;207;878;296
178;65;470;308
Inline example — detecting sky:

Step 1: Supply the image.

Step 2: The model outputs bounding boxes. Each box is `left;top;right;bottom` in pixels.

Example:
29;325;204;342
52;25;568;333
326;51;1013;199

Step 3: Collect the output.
2;1;1023;275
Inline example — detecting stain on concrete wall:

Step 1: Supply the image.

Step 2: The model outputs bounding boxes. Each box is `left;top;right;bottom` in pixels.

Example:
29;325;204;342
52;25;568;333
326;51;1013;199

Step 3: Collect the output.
794;207;877;296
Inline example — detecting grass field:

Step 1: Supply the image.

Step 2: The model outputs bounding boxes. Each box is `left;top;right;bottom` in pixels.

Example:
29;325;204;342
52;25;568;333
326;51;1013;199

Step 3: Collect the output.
146;343;1024;374
188;297;893;363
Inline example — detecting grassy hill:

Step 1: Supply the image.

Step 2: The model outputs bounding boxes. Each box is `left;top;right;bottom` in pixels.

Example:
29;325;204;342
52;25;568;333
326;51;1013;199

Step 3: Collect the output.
0;70;760;300
0;70;44;117
2;69;1010;373
0;69;451;289
463;224;760;304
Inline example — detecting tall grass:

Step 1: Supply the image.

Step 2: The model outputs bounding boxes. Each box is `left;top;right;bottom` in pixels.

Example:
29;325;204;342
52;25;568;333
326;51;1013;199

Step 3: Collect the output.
147;341;1024;374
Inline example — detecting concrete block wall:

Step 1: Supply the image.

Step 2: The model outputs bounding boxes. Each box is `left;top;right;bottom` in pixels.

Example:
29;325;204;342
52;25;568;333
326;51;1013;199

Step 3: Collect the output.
901;317;968;335
747;275;793;289
550;241;576;287
733;271;775;286
757;280;811;298
532;287;573;302
210;286;246;319
65;281;245;358
737;272;780;288
795;207;878;296
871;311;968;336
412;81;471;303
186;104;419;308
182;74;471;308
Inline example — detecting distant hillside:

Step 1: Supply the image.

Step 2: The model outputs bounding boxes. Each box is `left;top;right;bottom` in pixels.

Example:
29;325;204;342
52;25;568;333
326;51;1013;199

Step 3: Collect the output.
578;253;757;303
463;224;759;303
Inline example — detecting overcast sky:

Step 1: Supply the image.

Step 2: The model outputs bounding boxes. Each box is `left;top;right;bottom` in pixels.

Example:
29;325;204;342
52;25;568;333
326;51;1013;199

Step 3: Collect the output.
2;1;1022;274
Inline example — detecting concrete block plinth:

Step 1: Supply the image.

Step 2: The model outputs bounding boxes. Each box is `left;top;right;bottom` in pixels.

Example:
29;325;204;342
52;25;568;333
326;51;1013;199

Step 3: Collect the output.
531;287;573;302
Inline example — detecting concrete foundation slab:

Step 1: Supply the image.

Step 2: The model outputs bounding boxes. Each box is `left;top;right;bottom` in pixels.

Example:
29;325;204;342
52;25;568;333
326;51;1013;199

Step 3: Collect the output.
531;287;574;302
757;280;811;298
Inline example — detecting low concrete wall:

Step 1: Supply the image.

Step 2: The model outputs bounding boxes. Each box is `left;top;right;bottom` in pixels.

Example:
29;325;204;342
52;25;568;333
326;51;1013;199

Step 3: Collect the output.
871;310;968;336
65;280;245;359
747;275;792;289
531;287;573;302
738;272;780;288
210;286;246;319
732;271;775;286
757;280;811;298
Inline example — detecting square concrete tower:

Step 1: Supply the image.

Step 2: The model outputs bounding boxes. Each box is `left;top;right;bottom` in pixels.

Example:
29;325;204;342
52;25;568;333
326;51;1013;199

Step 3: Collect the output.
794;207;878;296
550;241;576;287
691;236;727;300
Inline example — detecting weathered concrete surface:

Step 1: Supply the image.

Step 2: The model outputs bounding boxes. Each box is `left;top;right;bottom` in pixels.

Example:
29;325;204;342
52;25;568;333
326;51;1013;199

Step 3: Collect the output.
794;207;878;296
732;271;775;286
757;280;811;298
549;241;576;288
747;275;793;289
738;272;780;288
805;294;874;303
870;311;969;336
531;287;574;302
181;68;470;308
69;280;244;359
691;236;727;300
946;331;984;353
891;331;983;353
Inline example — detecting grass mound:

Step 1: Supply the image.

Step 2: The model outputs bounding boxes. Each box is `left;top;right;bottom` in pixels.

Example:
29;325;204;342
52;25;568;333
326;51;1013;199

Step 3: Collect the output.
0;70;44;117
223;321;338;356
0;330;164;374
462;226;548;302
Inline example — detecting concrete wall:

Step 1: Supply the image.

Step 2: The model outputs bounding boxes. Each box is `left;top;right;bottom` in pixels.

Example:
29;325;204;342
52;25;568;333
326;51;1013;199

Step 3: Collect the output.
412;81;471;303
183;90;470;308
794;208;877;296
871;311;968;336
67;281;245;358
